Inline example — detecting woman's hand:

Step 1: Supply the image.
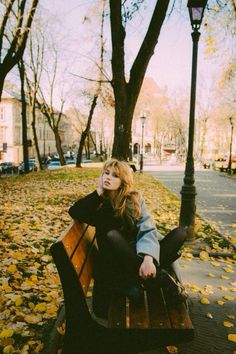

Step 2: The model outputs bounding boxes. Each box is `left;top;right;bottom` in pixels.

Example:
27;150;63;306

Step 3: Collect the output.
139;255;156;280
96;174;104;196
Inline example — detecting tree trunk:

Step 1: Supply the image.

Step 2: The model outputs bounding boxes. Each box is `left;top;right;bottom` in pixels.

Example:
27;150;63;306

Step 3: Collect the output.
54;128;66;165
18;60;29;173
31;116;43;170
109;0;170;160
76;94;98;167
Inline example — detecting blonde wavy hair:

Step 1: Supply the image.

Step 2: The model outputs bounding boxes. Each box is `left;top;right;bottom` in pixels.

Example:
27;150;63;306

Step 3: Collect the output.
101;159;141;221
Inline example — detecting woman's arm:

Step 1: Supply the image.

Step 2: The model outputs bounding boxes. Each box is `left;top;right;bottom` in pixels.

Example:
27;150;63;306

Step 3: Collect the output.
68;190;102;226
136;199;163;279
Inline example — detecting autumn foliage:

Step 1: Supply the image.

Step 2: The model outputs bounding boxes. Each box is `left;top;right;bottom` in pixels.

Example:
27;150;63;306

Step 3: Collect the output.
0;167;235;352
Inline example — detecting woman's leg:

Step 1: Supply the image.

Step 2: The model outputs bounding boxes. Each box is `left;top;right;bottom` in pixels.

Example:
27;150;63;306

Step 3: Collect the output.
157;227;188;304
97;229;144;303
159;226;187;269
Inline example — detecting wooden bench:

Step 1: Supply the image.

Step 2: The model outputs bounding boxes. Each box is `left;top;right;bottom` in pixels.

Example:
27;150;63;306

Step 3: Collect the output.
48;221;194;354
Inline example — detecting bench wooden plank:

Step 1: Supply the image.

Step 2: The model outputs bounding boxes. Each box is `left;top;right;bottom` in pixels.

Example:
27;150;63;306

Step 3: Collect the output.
108;293;126;328
147;287;172;328
129;292;149;329
167;303;193;330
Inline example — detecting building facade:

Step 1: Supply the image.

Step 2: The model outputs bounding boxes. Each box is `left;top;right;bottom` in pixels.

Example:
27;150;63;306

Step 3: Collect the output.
0;88;72;164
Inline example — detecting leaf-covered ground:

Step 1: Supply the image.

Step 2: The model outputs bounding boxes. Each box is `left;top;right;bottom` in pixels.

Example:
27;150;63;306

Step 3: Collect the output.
0;167;235;353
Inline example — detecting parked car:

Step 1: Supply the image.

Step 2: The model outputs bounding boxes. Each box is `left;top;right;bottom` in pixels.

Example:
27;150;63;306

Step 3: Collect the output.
66;159;75;165
18;161;38;174
47;161;61;169
0;162;18;174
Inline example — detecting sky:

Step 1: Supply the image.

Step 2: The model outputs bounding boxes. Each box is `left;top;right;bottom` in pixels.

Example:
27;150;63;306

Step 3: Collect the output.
39;0;222;106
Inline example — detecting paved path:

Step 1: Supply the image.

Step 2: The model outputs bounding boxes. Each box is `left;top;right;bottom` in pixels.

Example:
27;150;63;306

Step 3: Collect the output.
144;165;236;238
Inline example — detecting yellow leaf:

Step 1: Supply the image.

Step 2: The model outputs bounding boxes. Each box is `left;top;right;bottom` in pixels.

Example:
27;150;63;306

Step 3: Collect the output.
7;264;17;273
34;262;41;268
34;343;44;353
223;321;234;327
230;287;236;292
223;295;235;301
24;314;42;324
221;275;230;280
228;334;236;343
34;302;47;313
199;251;209;261
3;345;14;354
30;275;38;283
15;297;23;307
223;267;234;273
216;300;225;305
182;252;193;260
211;261;220;267
57;323;65;336
41;255;51;262
200;297;210;304
166;346;178;353
219;286;228;291
190;284;201;292
0;329;14;338
1;285;12;293
208;273;215;278
227;315;235;320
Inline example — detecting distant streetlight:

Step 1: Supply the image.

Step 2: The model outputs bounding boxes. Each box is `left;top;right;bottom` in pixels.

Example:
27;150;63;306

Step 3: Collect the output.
228;117;234;173
140;114;146;173
179;0;207;239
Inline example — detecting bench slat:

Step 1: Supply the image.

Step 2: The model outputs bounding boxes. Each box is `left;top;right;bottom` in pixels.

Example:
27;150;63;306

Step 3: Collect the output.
147;287;172;328
129;293;149;328
62;223;89;257
167;303;193;330
108;293;126;328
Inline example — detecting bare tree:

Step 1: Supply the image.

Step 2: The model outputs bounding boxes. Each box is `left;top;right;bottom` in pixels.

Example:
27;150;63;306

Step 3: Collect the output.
18;58;29;172
36;44;67;166
109;0;171;160
0;0;39;100
25;30;44;170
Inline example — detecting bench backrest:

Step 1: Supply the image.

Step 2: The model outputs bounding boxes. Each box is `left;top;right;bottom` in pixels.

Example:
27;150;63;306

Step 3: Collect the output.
50;222;96;326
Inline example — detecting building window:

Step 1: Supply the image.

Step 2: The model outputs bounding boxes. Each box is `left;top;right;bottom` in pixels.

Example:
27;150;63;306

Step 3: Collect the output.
0;107;5;121
0;127;6;142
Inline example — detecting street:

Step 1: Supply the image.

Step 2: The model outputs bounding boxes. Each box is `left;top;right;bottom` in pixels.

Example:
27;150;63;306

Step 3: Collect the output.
145;165;236;239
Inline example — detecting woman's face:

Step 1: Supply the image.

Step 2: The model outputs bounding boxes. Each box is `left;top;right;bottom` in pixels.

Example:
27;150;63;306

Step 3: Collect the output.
102;167;122;191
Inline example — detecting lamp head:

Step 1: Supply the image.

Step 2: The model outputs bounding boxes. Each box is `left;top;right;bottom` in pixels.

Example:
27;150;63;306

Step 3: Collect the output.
187;0;207;30
140;114;146;125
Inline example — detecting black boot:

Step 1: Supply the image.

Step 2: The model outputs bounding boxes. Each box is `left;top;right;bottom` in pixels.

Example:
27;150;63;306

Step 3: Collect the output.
159;269;188;305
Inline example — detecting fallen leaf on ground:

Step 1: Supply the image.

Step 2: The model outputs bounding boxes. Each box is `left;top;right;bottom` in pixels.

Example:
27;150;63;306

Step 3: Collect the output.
228;334;236;343
166;346;178;353
223;295;235;301
216;300;225;305
223;321;234;327
200;297;210;304
199;251;209;261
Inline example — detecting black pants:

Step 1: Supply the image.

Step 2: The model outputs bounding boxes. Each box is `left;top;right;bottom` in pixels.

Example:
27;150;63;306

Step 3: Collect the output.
94;227;187;300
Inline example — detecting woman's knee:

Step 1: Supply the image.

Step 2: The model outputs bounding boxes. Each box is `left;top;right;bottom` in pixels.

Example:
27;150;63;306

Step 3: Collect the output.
106;229;122;243
169;227;187;243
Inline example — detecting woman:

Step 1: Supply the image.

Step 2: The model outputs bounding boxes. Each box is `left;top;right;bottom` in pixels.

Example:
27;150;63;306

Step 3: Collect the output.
69;159;187;318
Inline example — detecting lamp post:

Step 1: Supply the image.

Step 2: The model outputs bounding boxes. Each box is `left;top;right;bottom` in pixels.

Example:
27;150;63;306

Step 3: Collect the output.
228;117;234;173
179;0;207;239
140;114;146;173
